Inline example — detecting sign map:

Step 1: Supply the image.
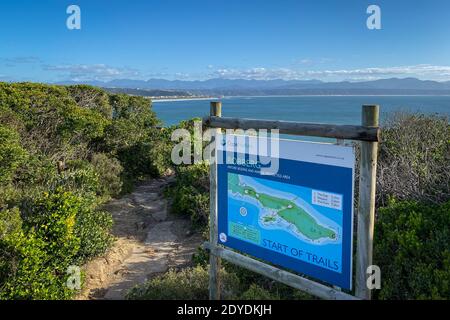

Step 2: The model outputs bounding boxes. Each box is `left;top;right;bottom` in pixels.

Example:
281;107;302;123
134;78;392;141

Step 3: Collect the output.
217;134;355;289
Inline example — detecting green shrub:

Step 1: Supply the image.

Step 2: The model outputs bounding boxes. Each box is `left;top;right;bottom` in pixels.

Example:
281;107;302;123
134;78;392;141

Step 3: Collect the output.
57;161;100;196
0;82;109;157
221;259;313;300
0;230;73;300
117;142;156;178
0;185;21;211
104;117;171;179
74;208;113;263
1;197;76;299
0;125;27;184
192;247;210;268
0;83;164;299
23;188;113;264
127;266;240;300
90;153;123;197
103;118;144;153
374;199;450;299
146;131;175;177
0;208;22;240
13;155;57;191
190;248;313;300
59;155;123;199
0;188;114;299
67;85;112;119
240;284;280;300
109;94;158;127
24;189;81;267
168;164;209;228
170;185;209;227
378;113;450;206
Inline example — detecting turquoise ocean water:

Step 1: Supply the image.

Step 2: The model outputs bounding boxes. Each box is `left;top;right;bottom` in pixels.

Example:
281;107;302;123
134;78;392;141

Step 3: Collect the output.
153;95;450;127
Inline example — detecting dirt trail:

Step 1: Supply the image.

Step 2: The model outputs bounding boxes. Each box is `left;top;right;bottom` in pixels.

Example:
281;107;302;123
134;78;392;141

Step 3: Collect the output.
78;176;203;300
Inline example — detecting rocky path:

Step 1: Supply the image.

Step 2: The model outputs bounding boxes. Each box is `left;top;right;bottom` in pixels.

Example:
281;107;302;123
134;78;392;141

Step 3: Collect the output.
78;177;203;300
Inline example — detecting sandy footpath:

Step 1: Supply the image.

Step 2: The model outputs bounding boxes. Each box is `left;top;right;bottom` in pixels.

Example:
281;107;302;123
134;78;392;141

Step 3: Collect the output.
77;176;203;300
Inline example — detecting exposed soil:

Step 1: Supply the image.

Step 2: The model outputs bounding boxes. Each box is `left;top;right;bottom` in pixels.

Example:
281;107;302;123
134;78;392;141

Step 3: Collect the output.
77;176;203;300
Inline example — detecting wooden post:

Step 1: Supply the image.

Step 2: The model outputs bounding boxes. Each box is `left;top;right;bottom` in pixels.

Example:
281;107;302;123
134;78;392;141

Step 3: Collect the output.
355;105;379;300
209;101;222;300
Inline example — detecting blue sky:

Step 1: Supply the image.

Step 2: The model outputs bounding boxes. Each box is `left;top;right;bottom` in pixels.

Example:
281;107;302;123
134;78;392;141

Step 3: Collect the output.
1;0;450;82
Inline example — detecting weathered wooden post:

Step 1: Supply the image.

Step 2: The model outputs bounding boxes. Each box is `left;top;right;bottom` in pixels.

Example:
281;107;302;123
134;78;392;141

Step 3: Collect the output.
355;105;380;300
209;101;222;300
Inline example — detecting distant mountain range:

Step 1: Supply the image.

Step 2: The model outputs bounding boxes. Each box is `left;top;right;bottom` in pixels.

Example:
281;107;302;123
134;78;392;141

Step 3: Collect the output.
103;87;195;98
57;77;450;96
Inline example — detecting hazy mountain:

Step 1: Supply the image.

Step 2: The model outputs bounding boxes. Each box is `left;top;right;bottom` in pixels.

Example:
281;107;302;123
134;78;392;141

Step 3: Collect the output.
103;87;193;97
56;77;450;96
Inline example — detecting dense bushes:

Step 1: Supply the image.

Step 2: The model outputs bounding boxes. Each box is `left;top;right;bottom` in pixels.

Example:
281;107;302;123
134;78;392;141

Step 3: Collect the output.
0;228;73;300
0;189;113;299
25;189;82;265
67;85;112;118
90;153;123;198
0;82;163;182
372;113;450;300
127;266;240;300
127;259;312;300
0;82;167;196
0;125;27;184
374;200;450;299
0;82;167;299
24;188;113;264
161;118;212;228
0;191;112;300
240;284;281;300
377;113;450;206
0;208;22;239
74;206;113;262
167;163;210;228
0;83;109;158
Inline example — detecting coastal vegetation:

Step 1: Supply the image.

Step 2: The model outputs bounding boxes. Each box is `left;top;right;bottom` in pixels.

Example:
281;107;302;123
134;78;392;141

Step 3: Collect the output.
373;112;450;299
0;82;163;299
0;82;449;300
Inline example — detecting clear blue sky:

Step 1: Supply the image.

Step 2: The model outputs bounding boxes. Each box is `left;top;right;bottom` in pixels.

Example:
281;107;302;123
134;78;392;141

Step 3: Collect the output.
1;0;450;82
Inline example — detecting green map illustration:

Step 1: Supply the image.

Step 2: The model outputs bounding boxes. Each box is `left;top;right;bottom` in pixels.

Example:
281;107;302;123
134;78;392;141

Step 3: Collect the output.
228;173;338;243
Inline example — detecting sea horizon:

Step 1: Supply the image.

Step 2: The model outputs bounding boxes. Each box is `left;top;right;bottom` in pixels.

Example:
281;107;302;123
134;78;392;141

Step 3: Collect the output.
153;95;450;127
154;94;450;103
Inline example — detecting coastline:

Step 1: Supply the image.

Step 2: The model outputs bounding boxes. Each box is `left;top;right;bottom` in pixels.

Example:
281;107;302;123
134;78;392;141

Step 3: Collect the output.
153;94;450;103
152;97;219;102
221;94;450;98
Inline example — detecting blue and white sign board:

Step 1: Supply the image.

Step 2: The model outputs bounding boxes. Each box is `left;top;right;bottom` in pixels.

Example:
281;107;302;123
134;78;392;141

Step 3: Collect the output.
216;134;355;289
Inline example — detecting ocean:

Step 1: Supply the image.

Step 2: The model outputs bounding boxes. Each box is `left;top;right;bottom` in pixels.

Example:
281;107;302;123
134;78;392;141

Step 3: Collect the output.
152;95;450;127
